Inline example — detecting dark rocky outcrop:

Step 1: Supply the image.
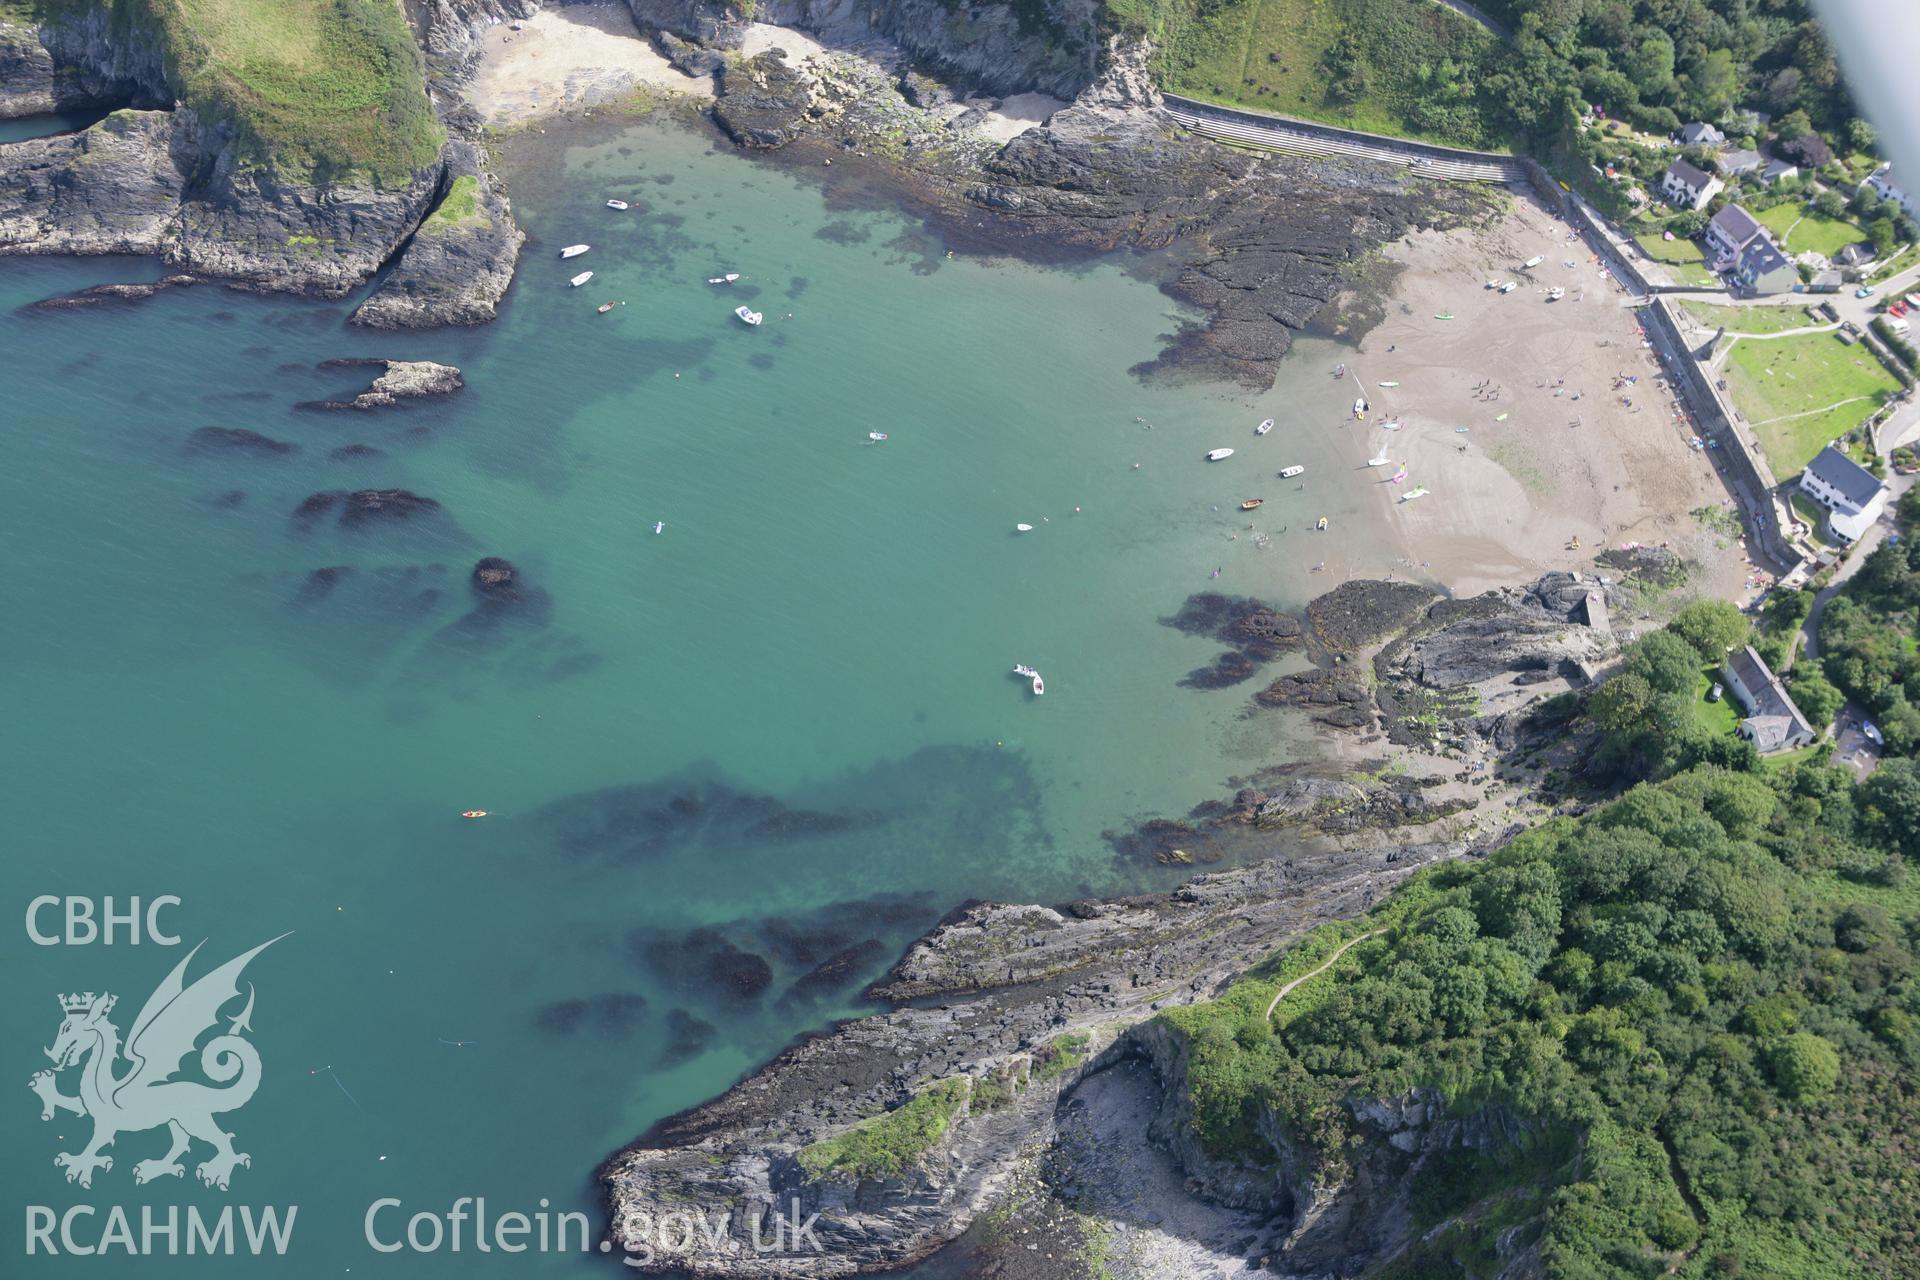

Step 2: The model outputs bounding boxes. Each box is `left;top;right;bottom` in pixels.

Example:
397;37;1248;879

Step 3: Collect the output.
1255;668;1375;727
656;1008;717;1067
297;359;464;411
186;426;299;457
351;139;524;329
294;489;457;537
24;274;197;311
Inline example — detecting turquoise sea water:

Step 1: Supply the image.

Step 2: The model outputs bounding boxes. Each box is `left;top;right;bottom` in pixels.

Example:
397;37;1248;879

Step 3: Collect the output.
1;115;1385;1275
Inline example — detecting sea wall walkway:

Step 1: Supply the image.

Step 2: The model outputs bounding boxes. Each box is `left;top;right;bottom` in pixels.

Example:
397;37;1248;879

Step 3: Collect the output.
1161;94;1528;185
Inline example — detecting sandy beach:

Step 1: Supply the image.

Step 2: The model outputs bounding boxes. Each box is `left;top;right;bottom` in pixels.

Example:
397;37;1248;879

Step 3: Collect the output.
466;3;711;126
1333;194;1754;599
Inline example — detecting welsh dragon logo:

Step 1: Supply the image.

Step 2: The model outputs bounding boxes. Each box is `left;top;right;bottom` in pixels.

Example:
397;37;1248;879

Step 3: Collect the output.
29;936;285;1190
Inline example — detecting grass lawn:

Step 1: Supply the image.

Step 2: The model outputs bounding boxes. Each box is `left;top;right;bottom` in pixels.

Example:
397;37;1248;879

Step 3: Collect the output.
1722;331;1903;473
1634;232;1720;286
139;0;442;186
1680;301;1820;335
1130;0;1510;150
1692;671;1741;737
1759;742;1826;772
1755;202;1867;258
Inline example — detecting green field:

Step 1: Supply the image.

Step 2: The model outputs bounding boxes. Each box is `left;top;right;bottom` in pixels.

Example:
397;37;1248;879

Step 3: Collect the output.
1723;331;1903;473
115;0;442;187
1634;232;1719;286
1756;201;1868;258
1680;300;1821;335
1118;0;1509;150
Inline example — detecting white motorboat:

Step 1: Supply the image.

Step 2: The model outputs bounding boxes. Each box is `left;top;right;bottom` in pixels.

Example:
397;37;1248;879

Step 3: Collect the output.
1015;523;1034;532
1013;664;1045;696
1522;254;1545;268
1279;465;1305;478
606;199;629;210
1255;418;1275;435
560;244;590;259
868;431;888;442
1485;279;1505;290
1206;448;1235;461
734;305;763;326
569;270;594;287
1367;453;1392;467
653;521;665;535
1499;281;1519;293
707;273;741;285
1399;487;1430;503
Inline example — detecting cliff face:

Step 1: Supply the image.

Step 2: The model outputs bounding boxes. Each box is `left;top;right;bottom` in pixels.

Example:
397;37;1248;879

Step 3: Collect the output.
0;18;59;118
627;0;1102;98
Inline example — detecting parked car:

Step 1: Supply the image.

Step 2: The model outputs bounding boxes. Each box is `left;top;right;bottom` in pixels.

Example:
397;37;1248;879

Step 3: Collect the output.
1856;285;1878;299
1708;683;1725;703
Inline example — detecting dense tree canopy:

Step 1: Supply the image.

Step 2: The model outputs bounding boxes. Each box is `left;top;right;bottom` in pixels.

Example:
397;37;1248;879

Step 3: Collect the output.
1163;765;1920;1277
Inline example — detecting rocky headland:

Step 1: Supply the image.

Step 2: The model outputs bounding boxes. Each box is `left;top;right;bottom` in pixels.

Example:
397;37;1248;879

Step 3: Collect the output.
599;570;1625;1276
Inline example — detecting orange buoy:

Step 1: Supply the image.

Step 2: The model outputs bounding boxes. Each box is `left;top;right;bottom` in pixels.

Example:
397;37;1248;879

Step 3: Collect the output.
461;810;488;820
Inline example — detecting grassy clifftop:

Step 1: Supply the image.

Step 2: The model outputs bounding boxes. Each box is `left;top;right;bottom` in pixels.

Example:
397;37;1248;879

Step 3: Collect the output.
41;0;441;187
1105;0;1507;149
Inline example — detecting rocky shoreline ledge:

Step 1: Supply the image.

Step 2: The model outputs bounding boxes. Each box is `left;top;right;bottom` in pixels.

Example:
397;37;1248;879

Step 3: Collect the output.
598;567;1633;1275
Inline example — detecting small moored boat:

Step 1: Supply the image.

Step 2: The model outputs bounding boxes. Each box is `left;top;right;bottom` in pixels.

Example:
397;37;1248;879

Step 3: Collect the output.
560;244;590;259
1240;498;1263;511
1255;418;1274;435
708;273;741;285
869;431;888;442
461;810;488;819
1015;523;1034;532
569;271;593;287
597;301;621;314
734;305;763;326
1279;465;1305;478
653;521;665;535
606;199;629;210
1013;664;1045;696
1206;448;1235;461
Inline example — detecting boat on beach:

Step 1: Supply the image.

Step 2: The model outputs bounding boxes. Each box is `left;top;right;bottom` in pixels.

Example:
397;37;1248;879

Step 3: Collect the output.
606;199;629;210
1498;281;1518;293
1378;381;1399;388
1522;255;1545;268
560;244;590;259
707;273;741;285
1240;499;1264;511
1399;487;1430;503
1367;453;1392;466
1315;516;1328;531
1013;663;1045;696
1547;286;1566;301
569;271;593;287
1279;465;1304;478
1255;418;1274;435
734;305;763;326
1352;398;1368;418
1206;448;1235;461
1378;420;1402;431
